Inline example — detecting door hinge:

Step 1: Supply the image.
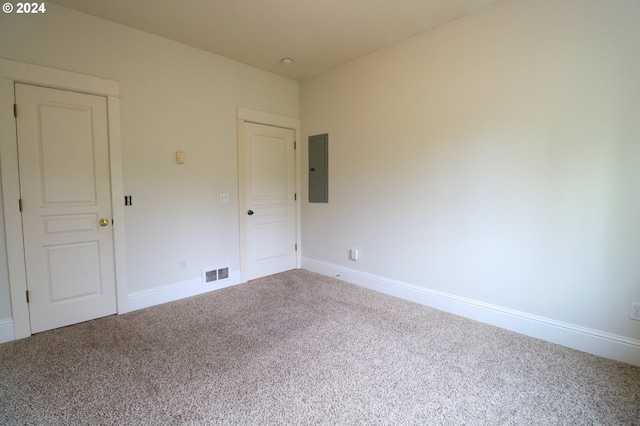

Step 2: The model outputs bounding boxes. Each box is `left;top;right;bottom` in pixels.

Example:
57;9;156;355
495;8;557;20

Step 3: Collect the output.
18;199;22;212
294;141;296;150
294;193;297;201
26;290;30;303
295;243;298;251
13;104;17;118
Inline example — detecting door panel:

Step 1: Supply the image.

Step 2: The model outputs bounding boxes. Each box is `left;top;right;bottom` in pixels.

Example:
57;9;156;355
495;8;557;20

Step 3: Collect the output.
42;214;98;236
254;221;289;261
244;122;296;279
46;242;102;302
39;104;97;204
15;83;116;333
252;136;289;198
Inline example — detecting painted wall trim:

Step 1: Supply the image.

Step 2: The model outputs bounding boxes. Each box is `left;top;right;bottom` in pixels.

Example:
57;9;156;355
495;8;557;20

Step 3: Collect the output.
128;270;242;312
0;318;15;343
0;79;29;339
107;96;128;314
0;58;119;96
237;106;300;129
302;257;640;367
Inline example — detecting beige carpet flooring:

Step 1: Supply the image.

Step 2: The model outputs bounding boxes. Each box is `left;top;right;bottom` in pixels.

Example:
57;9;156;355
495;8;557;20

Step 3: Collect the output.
1;269;639;425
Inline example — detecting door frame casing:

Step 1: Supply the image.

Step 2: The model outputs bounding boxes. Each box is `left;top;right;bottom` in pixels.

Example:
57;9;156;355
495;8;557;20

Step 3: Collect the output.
237;107;301;283
0;59;128;339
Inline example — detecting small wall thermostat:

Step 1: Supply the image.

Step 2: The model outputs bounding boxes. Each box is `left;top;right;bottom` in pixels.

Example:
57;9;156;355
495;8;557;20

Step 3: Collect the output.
176;151;185;164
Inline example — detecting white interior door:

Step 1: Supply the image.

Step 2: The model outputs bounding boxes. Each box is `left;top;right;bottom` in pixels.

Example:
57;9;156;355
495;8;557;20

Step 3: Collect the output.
15;83;117;333
243;122;297;280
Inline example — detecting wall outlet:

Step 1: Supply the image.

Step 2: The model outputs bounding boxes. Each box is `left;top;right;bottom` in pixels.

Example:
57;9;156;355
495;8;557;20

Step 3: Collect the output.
180;258;187;270
630;302;640;321
350;248;359;261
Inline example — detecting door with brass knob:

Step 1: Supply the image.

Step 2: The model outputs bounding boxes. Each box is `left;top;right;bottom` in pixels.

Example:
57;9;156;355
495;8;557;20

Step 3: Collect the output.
15;83;117;334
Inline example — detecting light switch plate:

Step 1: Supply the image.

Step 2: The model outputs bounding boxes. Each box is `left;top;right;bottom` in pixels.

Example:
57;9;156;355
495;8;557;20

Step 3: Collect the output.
176;151;185;164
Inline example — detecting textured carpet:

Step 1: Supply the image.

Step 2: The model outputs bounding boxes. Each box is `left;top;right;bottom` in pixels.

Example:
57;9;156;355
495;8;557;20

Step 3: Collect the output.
1;269;639;425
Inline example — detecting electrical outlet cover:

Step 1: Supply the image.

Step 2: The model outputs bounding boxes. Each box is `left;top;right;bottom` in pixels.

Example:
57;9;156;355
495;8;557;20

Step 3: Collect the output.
630;302;640;321
350;248;359;261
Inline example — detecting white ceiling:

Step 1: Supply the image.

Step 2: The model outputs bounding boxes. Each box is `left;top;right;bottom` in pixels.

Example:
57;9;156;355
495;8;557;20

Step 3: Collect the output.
50;0;506;81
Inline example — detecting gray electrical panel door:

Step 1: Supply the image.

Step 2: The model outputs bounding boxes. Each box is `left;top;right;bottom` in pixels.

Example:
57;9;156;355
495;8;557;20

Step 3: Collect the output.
308;133;328;203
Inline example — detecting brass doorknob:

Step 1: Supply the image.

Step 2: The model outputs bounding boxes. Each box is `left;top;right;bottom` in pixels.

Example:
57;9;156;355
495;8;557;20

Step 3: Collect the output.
99;218;109;226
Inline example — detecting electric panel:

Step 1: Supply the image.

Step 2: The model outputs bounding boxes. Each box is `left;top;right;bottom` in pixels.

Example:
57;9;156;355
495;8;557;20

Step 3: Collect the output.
308;133;328;203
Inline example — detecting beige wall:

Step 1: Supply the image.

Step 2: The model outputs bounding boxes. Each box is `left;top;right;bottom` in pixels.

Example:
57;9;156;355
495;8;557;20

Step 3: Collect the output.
301;0;640;340
0;4;299;320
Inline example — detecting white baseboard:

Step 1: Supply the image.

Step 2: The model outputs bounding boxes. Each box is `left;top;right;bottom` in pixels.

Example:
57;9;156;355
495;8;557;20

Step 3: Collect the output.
128;270;243;312
0;318;15;343
302;257;640;367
